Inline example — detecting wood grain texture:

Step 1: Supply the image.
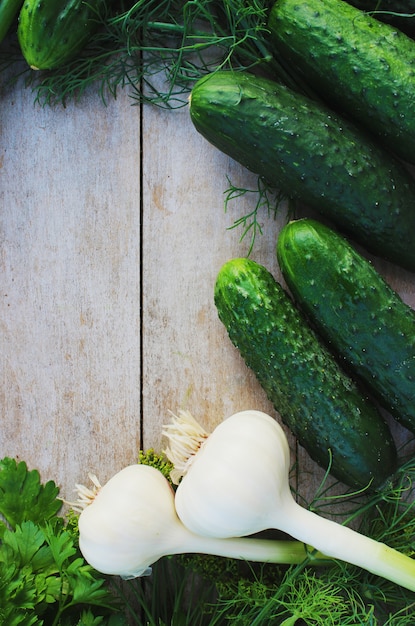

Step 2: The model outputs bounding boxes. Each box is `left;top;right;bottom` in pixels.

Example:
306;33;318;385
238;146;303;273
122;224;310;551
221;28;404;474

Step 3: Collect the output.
0;77;141;497
1;72;415;507
141;102;290;445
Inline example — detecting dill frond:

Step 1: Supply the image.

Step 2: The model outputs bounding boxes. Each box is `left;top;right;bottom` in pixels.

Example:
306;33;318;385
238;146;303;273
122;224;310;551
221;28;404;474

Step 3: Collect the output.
9;0;275;108
224;175;288;255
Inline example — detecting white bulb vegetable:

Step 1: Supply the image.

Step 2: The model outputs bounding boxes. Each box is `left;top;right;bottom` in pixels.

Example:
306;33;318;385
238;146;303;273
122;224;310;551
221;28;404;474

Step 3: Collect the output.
163;409;415;593
76;462;326;579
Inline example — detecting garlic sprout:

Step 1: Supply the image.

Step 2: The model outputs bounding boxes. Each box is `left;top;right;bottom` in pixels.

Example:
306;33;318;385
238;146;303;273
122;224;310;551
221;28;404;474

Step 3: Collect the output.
164;409;415;593
76;463;327;580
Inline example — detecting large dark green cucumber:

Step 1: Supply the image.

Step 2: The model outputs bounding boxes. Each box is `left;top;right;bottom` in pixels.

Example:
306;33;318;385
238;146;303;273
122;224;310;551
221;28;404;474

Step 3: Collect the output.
214;257;397;491
277;218;415;433
268;0;415;164
189;70;415;272
0;0;23;44
17;0;106;70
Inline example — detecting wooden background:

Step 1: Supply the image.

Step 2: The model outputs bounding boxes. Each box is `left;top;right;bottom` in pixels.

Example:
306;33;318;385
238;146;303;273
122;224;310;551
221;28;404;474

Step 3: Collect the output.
1;68;414;507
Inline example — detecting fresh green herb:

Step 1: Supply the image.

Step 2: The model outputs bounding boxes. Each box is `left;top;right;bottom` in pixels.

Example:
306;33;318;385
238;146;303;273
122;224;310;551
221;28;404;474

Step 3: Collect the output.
138;447;174;482
0;457;124;625
3;0;415;108
0;457;62;534
224;176;288;254
113;556;221;626
1;0;298;108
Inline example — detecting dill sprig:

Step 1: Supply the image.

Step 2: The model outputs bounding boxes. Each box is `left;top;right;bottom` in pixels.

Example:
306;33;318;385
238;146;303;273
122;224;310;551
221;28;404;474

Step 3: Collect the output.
7;0;280;108
224;175;290;255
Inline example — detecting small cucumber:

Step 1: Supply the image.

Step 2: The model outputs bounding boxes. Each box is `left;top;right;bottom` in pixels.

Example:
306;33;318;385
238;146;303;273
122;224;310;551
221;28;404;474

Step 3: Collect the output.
277;218;415;433
189;70;415;272
214;257;397;491
268;0;415;164
0;0;23;44
17;0;106;70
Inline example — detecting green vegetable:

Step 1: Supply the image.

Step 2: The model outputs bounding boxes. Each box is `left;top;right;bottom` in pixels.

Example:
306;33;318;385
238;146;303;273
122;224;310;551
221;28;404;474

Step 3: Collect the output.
0;0;23;44
213;257;397;491
189;70;415;272
17;0;108;70
277;218;415;435
268;0;415;164
0;457;122;624
0;457;61;533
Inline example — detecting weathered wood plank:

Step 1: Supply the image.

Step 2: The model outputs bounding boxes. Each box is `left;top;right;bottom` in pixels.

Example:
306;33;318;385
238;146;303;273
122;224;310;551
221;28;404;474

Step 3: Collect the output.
141;100;299;483
0;78;141;498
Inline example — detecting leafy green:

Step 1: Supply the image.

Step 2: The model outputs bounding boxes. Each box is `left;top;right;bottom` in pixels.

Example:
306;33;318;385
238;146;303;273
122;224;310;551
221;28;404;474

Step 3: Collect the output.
113;556;221;626
0;458;62;535
2;0;415;108
0;457;124;625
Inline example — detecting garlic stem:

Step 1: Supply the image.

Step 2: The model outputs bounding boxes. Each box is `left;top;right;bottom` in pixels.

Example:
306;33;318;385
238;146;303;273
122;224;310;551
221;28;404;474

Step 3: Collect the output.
180;531;327;566
276;499;415;592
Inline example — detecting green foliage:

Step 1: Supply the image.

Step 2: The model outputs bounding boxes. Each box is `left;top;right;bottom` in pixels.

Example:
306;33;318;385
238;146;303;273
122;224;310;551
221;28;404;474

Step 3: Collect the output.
2;0;415;108
112;555;222;626
0;457;124;625
138;448;174;483
0;0;287;107
224;175;289;255
0;457;62;535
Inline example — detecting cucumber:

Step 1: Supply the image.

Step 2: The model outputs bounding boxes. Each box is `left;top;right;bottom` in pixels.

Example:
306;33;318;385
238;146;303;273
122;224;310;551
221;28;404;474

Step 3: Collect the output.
17;0;106;70
0;0;23;44
189;70;415;272
277;218;415;434
268;0;415;164
214;257;397;491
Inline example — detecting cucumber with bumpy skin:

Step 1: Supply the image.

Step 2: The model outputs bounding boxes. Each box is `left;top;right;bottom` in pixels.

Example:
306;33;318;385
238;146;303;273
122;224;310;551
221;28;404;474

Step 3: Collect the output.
189;70;415;272
268;0;415;164
0;0;23;44
18;0;106;70
214;257;397;491
277;218;415;433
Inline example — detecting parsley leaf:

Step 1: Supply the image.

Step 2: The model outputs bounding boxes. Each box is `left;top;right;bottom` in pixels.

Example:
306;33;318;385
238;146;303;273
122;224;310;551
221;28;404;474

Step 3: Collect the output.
0;458;61;534
0;458;124;624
